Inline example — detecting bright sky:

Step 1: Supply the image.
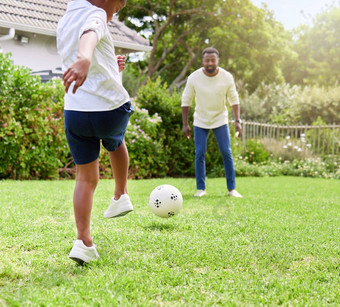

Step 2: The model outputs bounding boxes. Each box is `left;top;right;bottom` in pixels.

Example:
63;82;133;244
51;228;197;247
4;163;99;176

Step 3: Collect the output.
251;0;339;29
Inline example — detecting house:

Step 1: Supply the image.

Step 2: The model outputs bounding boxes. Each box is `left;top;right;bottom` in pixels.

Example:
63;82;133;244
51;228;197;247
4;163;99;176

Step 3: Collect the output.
0;0;152;79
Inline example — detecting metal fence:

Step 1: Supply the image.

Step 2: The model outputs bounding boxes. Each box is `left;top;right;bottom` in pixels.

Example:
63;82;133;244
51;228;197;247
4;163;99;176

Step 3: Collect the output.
240;122;340;156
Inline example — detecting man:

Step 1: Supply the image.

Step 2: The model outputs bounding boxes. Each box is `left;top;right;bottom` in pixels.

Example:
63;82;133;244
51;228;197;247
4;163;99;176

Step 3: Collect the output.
181;47;243;198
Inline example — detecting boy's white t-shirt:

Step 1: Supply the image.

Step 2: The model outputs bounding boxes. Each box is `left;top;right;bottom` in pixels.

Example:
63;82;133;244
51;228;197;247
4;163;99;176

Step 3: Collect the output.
181;68;239;129
57;0;130;111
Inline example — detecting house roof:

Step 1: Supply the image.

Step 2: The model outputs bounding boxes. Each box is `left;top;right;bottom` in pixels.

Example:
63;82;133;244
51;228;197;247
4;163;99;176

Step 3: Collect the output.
0;0;152;52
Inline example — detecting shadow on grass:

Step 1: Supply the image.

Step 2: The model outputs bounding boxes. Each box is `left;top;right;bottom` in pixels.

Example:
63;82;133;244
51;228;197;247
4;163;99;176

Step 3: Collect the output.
143;222;176;232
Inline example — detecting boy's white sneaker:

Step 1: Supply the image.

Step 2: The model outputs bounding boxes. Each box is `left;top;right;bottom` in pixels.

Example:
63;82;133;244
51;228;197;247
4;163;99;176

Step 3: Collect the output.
69;240;99;265
194;190;206;197
104;194;133;218
228;189;243;198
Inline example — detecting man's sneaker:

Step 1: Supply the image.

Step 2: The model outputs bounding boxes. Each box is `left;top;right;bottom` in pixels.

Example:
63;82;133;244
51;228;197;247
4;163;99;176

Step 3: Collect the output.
69;240;99;265
104;194;133;218
228;189;243;198
194;190;206;197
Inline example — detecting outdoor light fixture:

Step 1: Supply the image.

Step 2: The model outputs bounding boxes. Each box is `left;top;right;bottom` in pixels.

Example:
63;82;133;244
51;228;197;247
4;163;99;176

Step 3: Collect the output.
18;35;29;44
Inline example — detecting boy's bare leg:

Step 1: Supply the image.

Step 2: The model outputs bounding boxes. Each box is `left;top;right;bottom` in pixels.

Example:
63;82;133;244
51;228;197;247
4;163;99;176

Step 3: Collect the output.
109;141;129;200
73;159;99;247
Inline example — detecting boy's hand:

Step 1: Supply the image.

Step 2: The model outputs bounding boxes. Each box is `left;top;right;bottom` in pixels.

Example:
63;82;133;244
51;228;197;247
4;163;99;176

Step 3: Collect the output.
63;54;91;94
117;55;126;72
63;30;97;94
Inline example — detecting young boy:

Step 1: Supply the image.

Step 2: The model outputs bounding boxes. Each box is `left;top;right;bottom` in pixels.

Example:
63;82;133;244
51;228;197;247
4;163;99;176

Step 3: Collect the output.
57;0;133;264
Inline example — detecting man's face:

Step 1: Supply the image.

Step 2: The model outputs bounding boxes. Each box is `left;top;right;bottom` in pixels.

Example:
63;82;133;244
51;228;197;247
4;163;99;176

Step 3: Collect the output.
202;53;219;74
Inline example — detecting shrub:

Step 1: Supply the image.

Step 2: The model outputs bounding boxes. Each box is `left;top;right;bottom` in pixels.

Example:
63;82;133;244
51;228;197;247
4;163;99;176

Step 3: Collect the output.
126;105;168;178
241;139;270;164
242;82;340;125
98;104;169;179
233;158;339;179
306;116;340;156
241;82;300;123
279;158;336;179
0;53;69;179
293;86;340;125
122;60;147;97
261;136;313;162
135;78;195;177
335;168;340;180
234;159;267;177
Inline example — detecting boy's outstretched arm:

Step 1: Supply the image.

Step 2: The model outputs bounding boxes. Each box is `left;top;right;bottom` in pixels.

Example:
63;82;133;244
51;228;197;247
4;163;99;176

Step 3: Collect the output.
63;30;98;94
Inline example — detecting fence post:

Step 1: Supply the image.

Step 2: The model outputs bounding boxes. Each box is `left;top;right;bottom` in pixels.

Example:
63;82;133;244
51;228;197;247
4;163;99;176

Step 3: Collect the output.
317;126;321;155
332;123;335;156
242;121;246;150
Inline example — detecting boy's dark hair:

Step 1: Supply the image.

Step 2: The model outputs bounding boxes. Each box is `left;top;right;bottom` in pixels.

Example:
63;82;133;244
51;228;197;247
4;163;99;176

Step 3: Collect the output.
202;47;219;57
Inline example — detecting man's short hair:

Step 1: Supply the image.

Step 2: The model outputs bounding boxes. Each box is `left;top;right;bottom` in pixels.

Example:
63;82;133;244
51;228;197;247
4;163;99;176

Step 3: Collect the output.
202;47;219;57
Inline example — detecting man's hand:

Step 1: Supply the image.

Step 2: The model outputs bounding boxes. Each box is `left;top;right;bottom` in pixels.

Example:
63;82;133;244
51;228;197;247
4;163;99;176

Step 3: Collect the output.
235;122;242;138
231;104;242;138
63;54;90;94
117;55;126;72
183;124;191;140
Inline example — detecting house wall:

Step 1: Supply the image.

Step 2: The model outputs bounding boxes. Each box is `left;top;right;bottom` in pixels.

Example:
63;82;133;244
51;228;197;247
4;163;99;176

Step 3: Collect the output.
0;29;61;72
0;29;130;74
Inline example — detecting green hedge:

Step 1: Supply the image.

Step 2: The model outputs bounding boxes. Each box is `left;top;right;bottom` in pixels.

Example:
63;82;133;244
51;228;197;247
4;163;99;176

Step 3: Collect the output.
0;53;69;179
134;78;194;177
1;54;338;180
242;82;340;124
98;104;169;179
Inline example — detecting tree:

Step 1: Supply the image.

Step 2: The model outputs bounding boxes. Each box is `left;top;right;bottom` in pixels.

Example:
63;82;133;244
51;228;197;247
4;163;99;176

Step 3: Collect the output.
120;0;216;89
283;5;340;86
120;0;291;91
207;1;291;92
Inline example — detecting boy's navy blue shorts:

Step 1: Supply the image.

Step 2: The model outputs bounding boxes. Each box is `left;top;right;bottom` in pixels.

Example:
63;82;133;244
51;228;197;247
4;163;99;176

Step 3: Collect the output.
64;101;134;165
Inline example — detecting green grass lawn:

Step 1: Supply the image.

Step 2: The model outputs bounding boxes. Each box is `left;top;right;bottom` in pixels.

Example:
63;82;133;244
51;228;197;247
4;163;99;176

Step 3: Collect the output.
0;177;340;306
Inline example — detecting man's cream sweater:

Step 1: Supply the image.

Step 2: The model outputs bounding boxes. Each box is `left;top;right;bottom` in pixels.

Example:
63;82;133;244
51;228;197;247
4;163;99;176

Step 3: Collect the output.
181;67;239;129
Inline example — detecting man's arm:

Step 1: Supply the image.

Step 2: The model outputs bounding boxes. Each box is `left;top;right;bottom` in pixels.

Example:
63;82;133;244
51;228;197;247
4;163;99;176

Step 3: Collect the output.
227;75;242;138
63;30;98;94
182;106;191;139
181;77;195;140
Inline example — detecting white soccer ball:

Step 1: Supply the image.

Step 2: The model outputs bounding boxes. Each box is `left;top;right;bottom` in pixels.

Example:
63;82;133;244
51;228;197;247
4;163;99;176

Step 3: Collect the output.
149;184;183;218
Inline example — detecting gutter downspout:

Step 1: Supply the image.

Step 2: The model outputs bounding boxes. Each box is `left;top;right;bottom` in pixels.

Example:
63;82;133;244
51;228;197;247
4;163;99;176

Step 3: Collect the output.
0;28;15;53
